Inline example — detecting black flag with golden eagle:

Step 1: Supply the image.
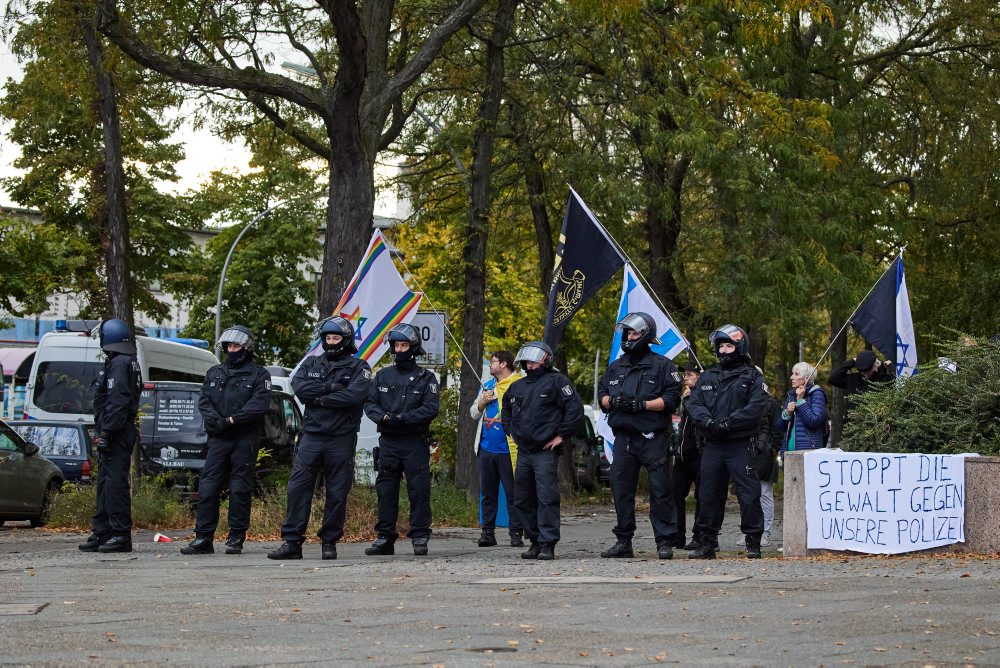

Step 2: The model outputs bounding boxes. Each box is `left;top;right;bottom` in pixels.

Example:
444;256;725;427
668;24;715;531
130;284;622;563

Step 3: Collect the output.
543;189;626;349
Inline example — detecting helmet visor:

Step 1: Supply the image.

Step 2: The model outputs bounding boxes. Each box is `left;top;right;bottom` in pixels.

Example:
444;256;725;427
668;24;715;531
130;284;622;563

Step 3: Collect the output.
219;327;253;349
615;313;661;344
384;323;419;346
514;345;548;365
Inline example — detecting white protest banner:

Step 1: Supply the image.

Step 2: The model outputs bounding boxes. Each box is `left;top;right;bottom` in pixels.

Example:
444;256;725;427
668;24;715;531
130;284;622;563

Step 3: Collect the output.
803;450;975;554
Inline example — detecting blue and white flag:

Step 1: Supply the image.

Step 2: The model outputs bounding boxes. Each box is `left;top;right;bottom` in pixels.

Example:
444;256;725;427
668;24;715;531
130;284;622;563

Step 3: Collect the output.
597;263;690;462
851;253;918;378
894;256;917;377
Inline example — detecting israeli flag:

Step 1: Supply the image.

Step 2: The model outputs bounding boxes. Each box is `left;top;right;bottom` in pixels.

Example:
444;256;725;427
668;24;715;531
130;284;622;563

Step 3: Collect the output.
597;263;689;462
895;256;917;378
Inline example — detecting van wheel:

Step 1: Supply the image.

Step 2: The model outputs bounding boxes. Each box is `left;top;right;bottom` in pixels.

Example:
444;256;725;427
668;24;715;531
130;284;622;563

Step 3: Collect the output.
30;481;61;528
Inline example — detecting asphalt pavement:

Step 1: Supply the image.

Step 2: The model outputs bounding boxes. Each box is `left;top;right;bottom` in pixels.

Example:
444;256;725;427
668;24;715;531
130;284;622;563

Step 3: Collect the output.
1;500;998;666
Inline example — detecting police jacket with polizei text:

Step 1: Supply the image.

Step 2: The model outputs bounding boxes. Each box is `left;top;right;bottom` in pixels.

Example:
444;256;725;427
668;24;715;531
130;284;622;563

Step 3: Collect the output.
598;350;681;434
93;353;142;434
501;368;584;453
364;364;439;436
293;354;373;436
199;360;272;439
686;361;769;443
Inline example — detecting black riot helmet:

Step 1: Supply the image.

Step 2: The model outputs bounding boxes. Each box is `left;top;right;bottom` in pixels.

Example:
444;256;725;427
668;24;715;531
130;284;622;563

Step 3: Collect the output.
216;325;255;357
616;312;660;354
709;324;750;359
385;323;424;356
98;318;136;356
318;316;357;355
514;341;553;371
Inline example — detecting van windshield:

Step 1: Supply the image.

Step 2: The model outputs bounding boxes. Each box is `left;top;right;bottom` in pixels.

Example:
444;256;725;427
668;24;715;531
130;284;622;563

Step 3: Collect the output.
33;361;102;415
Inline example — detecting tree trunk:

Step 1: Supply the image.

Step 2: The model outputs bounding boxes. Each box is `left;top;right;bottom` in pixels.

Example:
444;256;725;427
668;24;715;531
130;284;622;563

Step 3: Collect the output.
511;105;554;294
455;0;518;497
644;154;691;316
81;10;131;327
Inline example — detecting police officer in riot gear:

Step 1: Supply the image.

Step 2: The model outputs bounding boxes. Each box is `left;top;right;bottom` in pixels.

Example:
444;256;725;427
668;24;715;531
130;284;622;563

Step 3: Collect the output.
78;319;142;553
598;313;682;559
269;317;372;560
364;323;440;556
501;341;584;561
181;326;271;556
686;324;769;559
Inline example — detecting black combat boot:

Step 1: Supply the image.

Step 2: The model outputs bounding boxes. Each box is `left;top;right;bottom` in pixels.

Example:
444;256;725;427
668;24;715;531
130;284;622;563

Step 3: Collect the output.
180;537;214;555
682;537;702;551
509;530;524;548
365;536;395;556
521;542;541;559
267;541;303;560
745;533;762;559
477;529;497;547
688;541;716;560
322;543;337;560
224;534;245;555
97;535;132;553
537;543;555;561
78;533;106;552
600;539;634;559
656;543;674;560
412;538;429;556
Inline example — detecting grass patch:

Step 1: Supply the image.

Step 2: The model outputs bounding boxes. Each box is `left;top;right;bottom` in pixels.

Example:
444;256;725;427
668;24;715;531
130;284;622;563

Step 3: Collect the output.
47;477;485;541
47;476;191;531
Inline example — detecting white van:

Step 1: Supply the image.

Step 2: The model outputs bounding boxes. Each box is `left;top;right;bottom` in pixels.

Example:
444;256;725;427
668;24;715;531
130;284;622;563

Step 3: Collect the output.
25;329;219;422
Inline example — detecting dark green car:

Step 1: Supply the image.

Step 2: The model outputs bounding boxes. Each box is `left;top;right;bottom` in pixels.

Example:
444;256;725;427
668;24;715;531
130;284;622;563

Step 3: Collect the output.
0;418;63;527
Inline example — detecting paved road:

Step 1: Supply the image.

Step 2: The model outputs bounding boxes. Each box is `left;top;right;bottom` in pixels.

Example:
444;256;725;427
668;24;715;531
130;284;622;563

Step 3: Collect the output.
1;503;998;666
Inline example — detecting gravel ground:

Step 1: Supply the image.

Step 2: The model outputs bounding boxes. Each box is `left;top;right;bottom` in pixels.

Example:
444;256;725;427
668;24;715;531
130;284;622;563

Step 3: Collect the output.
1;501;998;666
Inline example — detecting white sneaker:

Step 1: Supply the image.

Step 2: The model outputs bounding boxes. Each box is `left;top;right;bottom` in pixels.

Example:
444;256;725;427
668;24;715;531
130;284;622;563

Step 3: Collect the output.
734;534;746;547
761;531;772;547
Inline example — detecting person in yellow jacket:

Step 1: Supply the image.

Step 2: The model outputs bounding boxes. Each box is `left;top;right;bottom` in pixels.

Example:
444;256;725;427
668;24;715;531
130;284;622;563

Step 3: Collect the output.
470;350;523;547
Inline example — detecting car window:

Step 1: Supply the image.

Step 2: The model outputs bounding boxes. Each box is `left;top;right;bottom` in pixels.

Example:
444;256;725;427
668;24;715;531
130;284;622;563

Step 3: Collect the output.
13;425;82;457
0;424;21;452
283;397;299;434
33;361;103;414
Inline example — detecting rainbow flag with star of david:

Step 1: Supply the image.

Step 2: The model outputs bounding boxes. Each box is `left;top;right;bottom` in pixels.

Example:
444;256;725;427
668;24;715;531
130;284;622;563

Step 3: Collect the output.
295;230;422;370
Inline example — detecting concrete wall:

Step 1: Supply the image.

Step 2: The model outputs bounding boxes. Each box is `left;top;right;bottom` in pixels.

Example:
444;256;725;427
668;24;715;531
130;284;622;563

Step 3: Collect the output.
783;452;1000;557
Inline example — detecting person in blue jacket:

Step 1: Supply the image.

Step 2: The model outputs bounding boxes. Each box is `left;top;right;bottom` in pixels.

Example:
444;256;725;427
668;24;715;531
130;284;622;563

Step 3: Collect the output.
776;362;828;454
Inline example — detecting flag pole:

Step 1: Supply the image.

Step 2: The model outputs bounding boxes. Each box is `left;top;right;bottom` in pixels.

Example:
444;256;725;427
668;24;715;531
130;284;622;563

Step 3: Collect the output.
384;233;485;384
814;248;905;371
569;188;702;369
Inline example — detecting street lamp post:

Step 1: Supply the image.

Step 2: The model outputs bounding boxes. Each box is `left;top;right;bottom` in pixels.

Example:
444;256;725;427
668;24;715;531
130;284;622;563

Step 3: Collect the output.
213;199;295;347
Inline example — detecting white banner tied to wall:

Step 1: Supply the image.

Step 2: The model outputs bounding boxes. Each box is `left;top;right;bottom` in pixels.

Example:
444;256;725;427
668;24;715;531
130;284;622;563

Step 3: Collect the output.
803;450;978;554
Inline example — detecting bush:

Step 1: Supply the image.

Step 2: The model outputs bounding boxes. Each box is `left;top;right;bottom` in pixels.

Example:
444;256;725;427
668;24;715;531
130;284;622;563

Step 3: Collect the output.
47;475;192;530
429;385;459;481
840;335;1000;454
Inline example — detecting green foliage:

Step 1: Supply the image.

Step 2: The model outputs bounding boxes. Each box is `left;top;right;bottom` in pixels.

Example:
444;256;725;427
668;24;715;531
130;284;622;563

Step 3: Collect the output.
0;216;90;316
0;0;194;321
47;475;190;530
430;385;460;480
840;337;1000;455
173;133;323;364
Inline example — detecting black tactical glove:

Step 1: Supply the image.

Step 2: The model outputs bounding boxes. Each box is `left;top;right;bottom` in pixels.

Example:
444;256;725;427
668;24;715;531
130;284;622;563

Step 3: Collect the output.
611;396;639;412
382;414;404;429
96;432;113;455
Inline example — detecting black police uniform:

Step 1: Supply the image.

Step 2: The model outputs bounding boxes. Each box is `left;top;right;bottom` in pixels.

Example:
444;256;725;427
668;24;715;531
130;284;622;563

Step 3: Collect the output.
91;352;142;544
598;350;681;550
501;368;584;547
283;353;373;545
686;359;769;548
194;358;272;543
364;361;439;546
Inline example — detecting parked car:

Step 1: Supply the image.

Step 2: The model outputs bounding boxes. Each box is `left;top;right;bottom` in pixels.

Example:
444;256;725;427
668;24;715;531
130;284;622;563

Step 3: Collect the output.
137;381;302;497
570;407;603;492
0;417;63;526
8;420;96;483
